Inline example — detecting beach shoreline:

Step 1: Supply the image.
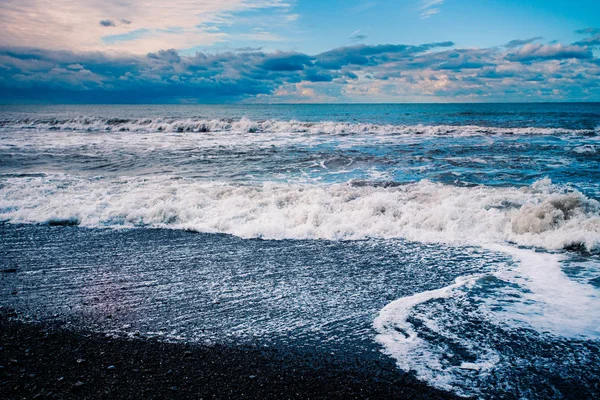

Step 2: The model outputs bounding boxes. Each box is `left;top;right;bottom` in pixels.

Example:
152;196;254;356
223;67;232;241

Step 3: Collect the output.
0;309;459;399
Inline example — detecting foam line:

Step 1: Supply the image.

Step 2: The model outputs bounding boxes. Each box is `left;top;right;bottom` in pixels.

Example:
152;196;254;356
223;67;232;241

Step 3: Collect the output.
1;176;598;251
0;117;595;136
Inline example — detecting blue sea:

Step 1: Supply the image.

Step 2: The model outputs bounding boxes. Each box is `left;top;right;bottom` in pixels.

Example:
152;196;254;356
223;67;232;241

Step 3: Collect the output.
1;103;599;398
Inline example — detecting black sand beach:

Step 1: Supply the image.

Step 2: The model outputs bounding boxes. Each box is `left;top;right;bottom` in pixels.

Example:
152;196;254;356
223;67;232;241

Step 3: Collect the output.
1;309;458;399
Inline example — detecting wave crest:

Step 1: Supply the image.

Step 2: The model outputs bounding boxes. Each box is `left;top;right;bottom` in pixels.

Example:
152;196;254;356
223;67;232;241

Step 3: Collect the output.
0;117;595;136
1;176;598;251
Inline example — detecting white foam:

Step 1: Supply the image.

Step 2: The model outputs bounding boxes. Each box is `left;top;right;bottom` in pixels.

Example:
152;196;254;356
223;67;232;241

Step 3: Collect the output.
487;244;600;338
0;117;593;136
572;144;597;154
373;243;600;396
373;274;498;393
1;176;598;251
2;170;598;396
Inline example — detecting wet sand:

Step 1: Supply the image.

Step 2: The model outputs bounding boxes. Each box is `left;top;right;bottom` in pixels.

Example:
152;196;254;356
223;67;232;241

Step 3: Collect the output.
0;309;459;399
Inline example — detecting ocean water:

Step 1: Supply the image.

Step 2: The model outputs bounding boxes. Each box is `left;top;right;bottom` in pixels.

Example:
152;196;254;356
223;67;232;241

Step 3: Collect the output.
1;103;599;398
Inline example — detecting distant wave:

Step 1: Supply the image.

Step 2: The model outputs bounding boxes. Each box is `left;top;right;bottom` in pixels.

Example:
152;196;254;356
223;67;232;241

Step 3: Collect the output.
0;117;596;136
1;176;598;251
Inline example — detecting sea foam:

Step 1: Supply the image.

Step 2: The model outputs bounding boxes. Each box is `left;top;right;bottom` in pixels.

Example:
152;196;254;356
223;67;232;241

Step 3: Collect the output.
373;243;600;397
1;176;598;251
0;117;595;136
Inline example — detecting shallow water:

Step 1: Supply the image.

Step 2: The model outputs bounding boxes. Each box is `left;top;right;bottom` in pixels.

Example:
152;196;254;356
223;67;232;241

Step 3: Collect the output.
1;103;599;398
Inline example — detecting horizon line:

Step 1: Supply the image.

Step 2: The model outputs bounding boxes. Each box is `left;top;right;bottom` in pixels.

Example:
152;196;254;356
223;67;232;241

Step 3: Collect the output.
2;101;600;106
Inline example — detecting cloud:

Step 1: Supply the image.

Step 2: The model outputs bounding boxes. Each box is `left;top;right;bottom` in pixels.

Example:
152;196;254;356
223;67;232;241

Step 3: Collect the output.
350;34;368;42
505;37;542;48
419;0;444;19
574;35;600;47
315;42;454;69
236;46;263;52
99;19;132;28
303;69;334;82
261;52;314;71
506;43;592;62
350;30;367;42
0;0;294;53
573;27;600;47
575;35;600;46
147;49;181;63
349;2;378;14
437;58;491;70
0;35;598;103
100;20;116;27
575;27;600;35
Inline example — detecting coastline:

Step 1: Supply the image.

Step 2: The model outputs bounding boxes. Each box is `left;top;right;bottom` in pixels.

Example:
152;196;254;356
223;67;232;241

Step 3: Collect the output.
0;310;459;399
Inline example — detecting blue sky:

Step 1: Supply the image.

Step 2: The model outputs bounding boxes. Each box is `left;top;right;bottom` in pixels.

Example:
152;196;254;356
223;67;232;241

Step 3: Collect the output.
216;0;600;54
1;0;599;103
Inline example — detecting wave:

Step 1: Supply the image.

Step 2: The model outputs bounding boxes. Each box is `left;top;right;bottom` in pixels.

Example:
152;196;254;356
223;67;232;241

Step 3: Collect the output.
1;176;598;251
0;117;596;136
3;172;599;397
374;245;600;397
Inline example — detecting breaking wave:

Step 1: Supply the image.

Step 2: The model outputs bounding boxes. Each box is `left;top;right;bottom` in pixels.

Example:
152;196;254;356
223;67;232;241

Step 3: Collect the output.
1;176;598;251
0;117;596;136
374;245;600;397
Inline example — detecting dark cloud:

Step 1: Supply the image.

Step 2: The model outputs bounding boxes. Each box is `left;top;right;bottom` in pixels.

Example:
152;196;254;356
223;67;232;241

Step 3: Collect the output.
100;19;131;28
303;69;334;82
147;49;181;63
571;28;600;47
505;43;592;62
261;53;314;71
0;37;598;103
373;70;401;80
351;34;367;42
435;51;492;70
505;37;542;48
391;48;495;72
315;42;454;69
477;68;518;79
575;27;600;35
574;34;600;47
100;20;116;27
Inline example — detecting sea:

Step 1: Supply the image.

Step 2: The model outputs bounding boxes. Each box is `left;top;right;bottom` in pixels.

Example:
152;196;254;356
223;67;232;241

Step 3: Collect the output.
1;103;599;398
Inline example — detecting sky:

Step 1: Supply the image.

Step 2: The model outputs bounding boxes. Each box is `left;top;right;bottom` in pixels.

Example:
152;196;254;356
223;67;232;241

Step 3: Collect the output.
1;0;599;103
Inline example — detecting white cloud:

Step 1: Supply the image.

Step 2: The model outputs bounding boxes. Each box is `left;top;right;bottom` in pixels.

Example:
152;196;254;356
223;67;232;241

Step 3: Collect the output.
285;13;300;22
349;2;378;14
239;30;285;42
419;0;444;19
0;0;292;53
